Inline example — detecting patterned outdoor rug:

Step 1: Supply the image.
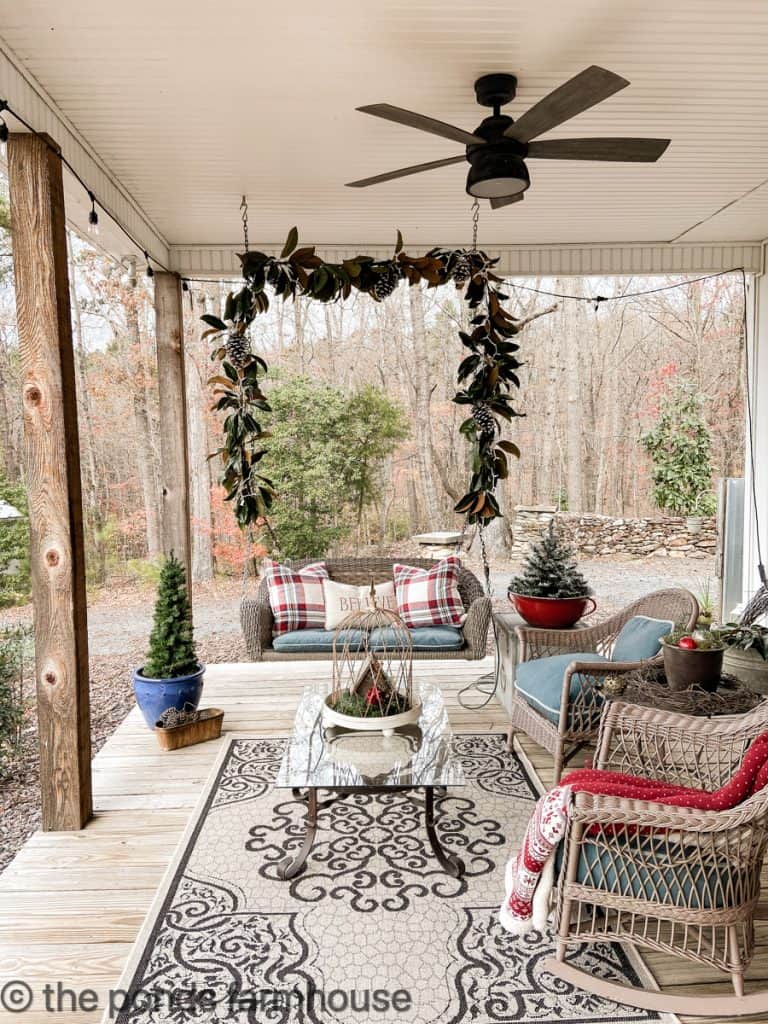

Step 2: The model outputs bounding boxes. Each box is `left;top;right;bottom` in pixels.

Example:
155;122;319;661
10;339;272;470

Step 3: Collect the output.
113;734;675;1023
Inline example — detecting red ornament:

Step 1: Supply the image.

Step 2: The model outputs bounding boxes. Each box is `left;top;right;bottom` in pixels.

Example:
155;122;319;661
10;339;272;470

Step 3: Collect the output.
366;686;381;706
677;636;698;650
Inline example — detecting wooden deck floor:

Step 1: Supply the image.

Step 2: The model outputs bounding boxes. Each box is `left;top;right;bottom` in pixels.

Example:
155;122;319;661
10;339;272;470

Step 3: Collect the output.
0;659;766;1022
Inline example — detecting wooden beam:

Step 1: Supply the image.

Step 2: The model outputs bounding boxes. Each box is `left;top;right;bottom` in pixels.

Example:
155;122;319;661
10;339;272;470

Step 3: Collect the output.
7;132;92;830
154;272;192;594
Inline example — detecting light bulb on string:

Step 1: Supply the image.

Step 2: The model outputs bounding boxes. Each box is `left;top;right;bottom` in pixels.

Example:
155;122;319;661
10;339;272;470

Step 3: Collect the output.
0;99;8;157
87;191;99;236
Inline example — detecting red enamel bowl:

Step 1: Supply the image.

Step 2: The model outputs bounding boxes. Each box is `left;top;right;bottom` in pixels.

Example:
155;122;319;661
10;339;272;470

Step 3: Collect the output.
508;593;597;629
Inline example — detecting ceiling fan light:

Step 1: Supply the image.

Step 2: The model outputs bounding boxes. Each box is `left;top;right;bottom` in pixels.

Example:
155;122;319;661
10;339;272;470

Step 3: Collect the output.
466;150;530;199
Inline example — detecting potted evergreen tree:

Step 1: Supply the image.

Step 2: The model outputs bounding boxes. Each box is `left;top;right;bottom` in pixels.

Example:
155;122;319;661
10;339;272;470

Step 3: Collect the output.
508;521;595;628
132;554;205;729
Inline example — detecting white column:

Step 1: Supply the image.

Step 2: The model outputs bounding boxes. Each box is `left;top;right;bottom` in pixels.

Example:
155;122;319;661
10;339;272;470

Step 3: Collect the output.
743;251;768;607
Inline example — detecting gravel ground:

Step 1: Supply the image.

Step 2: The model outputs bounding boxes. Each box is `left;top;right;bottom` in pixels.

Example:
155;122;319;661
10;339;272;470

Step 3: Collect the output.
0;555;712;872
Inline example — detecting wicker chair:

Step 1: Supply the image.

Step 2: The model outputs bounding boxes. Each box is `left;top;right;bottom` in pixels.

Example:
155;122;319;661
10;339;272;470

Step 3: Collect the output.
507;588;699;782
240;556;492;661
545;697;768;1017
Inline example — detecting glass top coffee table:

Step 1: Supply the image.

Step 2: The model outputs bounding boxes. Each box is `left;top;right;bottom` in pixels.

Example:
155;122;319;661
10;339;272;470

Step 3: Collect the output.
274;682;466;880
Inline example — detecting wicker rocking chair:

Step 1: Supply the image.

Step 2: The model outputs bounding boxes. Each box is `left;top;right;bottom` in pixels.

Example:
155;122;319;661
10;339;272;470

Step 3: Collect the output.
508;588;699;783
545;697;768;1017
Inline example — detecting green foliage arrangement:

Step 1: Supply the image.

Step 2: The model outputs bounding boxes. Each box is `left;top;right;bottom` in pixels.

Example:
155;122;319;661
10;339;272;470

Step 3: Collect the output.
663;627;723;650
265;377;408;560
202;228;524;531
0;626;29;776
0;474;29;607
716;623;768;659
330;689;411;719
509;520;591;599
142;554;198;679
641;382;717;517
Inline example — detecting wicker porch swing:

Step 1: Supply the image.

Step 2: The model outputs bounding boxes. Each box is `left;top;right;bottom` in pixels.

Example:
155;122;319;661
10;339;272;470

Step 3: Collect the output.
542;698;768;1017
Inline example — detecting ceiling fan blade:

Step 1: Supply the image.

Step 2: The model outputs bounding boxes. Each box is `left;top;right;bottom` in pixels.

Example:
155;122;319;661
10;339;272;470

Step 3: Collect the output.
505;66;629;143
357;104;485;146
490;193;525;209
527;137;670;161
345;154;465;188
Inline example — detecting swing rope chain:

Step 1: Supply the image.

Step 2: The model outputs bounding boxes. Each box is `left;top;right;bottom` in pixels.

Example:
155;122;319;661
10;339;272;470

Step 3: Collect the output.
471;198;480;253
240;195;249;254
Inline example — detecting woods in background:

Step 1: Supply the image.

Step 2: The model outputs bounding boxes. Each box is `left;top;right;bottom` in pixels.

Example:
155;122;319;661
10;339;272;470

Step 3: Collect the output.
0;188;746;596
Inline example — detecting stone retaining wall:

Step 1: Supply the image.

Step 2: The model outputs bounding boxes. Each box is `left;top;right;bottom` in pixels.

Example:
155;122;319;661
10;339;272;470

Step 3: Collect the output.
511;505;717;560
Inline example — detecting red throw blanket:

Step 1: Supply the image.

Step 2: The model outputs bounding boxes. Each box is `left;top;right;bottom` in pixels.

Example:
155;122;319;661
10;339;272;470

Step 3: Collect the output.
500;730;768;935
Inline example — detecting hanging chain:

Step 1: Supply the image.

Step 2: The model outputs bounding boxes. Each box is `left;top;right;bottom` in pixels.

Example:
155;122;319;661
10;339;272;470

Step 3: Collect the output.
471;199;480;252
240;195;249;254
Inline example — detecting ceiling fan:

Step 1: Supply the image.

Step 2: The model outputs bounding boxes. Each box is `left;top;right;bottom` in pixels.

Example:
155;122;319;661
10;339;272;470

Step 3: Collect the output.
346;66;670;208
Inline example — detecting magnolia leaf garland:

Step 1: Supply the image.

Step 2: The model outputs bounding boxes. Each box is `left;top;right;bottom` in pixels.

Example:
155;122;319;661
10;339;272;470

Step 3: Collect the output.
204;227;524;528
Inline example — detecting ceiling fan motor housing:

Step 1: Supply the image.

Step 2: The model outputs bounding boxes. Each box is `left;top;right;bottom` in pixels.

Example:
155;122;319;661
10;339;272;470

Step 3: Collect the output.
465;118;530;198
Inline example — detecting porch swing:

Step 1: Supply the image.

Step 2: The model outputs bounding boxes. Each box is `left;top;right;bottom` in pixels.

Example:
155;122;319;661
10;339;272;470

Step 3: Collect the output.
541;269;768;1017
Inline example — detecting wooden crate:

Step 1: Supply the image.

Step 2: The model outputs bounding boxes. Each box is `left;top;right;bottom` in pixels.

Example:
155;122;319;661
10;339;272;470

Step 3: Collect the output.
154;708;224;751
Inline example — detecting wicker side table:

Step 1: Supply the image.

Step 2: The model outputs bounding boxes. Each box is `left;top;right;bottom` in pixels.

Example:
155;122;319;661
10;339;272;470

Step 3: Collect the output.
602;664;763;717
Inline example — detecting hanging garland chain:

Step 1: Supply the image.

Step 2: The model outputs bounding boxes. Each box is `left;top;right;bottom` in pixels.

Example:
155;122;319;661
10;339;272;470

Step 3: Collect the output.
202;227;524;530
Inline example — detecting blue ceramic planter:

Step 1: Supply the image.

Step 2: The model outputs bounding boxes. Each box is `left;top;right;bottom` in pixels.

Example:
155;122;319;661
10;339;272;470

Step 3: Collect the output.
132;665;205;729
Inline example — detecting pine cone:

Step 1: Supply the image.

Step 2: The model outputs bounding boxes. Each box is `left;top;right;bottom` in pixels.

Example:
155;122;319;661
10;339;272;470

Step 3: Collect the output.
371;263;400;301
472;402;496;439
226;330;250;369
452;253;473;287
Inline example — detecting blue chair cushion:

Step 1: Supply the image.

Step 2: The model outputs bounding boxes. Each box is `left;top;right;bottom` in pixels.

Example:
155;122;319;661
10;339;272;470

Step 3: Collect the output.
272;626;464;654
574;835;728;910
515;652;609;725
612;615;674;662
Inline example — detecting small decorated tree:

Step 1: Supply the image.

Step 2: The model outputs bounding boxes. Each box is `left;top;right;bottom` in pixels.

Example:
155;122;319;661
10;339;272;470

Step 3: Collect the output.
143;554;198;679
509;520;590;599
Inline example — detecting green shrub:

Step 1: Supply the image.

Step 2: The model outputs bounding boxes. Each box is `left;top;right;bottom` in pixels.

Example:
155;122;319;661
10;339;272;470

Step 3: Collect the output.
641;382;717;516
265;377;408;561
0;475;30;608
0;626;30;775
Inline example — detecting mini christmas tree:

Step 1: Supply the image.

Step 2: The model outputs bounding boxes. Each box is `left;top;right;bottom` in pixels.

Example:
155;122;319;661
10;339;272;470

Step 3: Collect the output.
509;520;591;599
143;553;198;678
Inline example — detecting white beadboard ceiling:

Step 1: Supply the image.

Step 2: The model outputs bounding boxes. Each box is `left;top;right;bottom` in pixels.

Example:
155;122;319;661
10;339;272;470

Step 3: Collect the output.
2;0;768;264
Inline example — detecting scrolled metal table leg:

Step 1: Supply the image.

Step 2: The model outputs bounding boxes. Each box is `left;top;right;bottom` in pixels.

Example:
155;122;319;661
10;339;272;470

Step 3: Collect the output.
277;787;318;880
424;786;464;878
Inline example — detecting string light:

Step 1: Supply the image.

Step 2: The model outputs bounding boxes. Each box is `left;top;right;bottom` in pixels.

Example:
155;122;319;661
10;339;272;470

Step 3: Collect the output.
0;100;8;156
87;190;99;236
0;96;173;276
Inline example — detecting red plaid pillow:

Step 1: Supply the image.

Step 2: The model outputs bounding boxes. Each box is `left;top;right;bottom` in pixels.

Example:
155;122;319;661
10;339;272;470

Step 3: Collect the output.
393;556;466;628
263;561;328;634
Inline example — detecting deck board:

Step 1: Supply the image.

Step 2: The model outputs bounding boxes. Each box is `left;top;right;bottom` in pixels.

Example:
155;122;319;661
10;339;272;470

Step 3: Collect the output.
0;659;766;1023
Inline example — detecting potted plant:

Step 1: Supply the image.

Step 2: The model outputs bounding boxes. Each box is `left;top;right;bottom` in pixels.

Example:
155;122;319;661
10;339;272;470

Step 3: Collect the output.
133;554;205;729
696;577;715;628
718;622;768;694
661;627;724;692
508;520;595;629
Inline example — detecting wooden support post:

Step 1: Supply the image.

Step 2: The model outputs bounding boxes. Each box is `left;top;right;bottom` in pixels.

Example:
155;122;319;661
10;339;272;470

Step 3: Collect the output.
154;272;193;595
7;133;92;830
